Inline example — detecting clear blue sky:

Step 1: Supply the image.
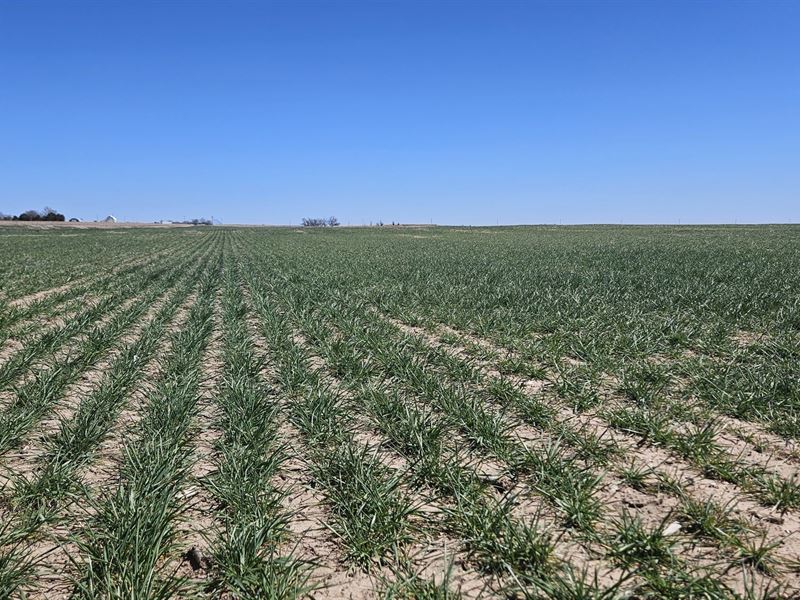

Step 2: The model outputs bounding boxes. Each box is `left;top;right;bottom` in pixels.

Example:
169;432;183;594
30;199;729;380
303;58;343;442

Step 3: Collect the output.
1;1;798;224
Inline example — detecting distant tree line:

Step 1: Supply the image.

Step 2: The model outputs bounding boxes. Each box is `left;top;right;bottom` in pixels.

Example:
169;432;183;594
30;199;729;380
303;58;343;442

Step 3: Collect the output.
177;218;212;225
0;207;65;221
302;216;339;227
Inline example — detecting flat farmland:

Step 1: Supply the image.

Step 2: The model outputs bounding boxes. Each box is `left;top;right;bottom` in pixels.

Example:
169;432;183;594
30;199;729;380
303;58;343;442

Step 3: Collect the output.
0;225;798;599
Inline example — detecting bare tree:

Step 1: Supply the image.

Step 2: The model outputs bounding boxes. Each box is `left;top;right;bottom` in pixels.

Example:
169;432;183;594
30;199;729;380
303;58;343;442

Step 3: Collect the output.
302;217;338;227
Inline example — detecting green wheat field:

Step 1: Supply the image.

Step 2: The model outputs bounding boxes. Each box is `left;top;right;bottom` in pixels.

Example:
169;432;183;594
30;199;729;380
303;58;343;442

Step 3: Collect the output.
0;224;798;599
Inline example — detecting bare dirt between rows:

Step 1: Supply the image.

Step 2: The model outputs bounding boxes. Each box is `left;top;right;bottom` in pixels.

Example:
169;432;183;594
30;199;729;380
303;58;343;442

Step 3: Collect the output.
382;314;800;594
172;291;225;588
